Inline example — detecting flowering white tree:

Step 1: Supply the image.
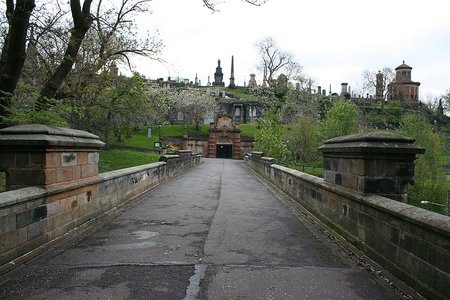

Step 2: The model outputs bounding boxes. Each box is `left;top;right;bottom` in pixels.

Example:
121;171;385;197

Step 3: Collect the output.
147;87;178;125
172;89;218;131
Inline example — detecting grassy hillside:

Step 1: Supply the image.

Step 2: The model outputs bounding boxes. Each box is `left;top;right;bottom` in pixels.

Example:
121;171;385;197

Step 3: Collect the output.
240;124;259;138
99;150;161;173
119;123;259;149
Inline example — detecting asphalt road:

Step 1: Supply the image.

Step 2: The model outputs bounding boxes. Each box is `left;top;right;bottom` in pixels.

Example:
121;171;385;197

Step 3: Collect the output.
0;159;400;299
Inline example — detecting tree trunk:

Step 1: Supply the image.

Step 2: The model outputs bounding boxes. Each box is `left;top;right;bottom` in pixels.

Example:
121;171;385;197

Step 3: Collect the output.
36;0;93;110
0;0;35;126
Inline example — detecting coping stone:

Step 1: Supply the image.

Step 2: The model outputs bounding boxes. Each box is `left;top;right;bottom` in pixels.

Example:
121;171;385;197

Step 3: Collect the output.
0;124;105;148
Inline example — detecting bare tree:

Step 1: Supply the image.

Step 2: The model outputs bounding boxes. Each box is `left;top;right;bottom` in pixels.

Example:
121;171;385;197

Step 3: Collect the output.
38;0;162;109
256;37;301;87
202;0;266;11
0;0;264;125
0;0;35;123
86;0;162;77
37;0;93;108
27;1;69;76
361;67;395;100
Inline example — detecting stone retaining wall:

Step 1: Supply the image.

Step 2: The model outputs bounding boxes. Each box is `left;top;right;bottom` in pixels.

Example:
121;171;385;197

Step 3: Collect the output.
245;153;450;299
0;152;201;275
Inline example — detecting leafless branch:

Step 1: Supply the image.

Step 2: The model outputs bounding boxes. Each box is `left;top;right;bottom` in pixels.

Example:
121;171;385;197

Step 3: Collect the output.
202;0;267;11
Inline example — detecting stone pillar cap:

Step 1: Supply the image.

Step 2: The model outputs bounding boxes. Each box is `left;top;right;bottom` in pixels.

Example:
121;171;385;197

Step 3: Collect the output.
319;132;425;155
0;124;105;148
324;132;415;144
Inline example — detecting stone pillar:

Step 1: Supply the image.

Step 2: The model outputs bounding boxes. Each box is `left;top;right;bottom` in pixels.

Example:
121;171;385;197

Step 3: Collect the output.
0;124;104;190
340;82;348;96
318;132;425;202
182;130;189;150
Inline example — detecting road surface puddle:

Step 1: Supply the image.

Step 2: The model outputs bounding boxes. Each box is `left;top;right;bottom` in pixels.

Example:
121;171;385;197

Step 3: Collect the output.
95;231;159;251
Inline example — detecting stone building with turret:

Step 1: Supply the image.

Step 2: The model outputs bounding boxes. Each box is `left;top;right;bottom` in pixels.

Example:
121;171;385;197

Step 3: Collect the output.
387;61;420;103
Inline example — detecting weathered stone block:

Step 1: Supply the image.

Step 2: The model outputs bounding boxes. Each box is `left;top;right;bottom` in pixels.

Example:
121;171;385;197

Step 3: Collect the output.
324;170;335;184
9;169;44;187
27;219;45;240
45;152;61;168
360;177;395;194
44;168;57;185
46;190;70;204
57;166;74;183
52;210;72;228
60;196;78;212
78;152;88;165
16;210;32;229
88;152;99;164
17;226;28;245
33;206;47;223
16;206;47;229
0;214;16;235
26;198;45;209
46;201;61;216
81;164;97;178
73;165;82;180
15;153;30;168
61;152;78;167
29;153;45;167
0;152;15;168
339;173;359;191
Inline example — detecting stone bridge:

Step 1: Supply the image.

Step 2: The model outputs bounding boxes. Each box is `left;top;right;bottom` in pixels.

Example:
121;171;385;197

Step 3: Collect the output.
0;125;448;299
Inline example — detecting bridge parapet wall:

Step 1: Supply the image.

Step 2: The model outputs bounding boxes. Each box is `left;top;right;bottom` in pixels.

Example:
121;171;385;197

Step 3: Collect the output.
159;150;202;177
0;126;201;275
245;134;449;300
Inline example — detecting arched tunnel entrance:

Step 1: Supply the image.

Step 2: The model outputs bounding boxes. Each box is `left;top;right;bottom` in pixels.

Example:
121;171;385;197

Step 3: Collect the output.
216;143;233;158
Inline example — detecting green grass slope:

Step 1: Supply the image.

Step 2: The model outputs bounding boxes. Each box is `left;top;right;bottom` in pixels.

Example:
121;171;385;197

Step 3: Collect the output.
119;123;259;150
99;150;161;173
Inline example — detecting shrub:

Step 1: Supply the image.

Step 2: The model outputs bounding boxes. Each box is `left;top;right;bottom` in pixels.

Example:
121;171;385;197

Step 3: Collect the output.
286;114;321;166
318;99;359;141
254;110;291;166
400;114;447;214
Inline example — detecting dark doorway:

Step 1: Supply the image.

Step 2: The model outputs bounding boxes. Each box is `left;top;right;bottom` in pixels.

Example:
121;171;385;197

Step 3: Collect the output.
216;144;232;158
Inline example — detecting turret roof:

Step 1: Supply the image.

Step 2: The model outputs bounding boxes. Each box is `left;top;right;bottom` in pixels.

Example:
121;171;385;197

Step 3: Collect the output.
395;61;412;70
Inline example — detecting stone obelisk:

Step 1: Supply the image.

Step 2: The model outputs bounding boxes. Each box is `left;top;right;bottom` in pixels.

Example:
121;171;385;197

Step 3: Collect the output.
229;55;236;88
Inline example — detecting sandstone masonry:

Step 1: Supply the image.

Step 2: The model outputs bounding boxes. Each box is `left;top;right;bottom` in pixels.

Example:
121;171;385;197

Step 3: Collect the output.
245;132;449;300
0;125;201;275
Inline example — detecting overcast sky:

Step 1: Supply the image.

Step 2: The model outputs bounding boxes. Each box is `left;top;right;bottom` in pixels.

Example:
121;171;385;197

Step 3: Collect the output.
131;0;450;99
